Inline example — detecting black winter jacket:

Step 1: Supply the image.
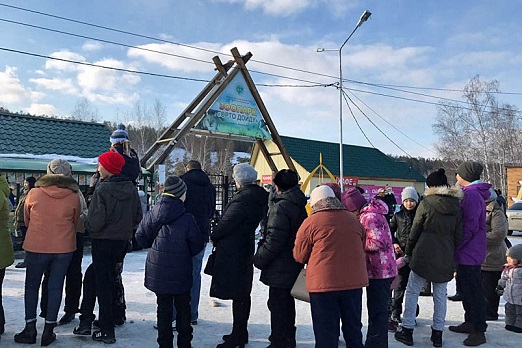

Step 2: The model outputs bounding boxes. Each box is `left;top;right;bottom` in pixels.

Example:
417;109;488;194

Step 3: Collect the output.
181;169;216;239
209;184;268;300
253;185;307;288
136;194;204;295
86;175;142;240
390;206;417;251
406;186;463;283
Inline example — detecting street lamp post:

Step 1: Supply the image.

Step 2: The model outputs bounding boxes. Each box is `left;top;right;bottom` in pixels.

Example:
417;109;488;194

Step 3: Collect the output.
317;10;371;192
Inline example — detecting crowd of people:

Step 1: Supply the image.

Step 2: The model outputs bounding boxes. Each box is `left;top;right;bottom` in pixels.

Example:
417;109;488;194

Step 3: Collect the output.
1;130;522;348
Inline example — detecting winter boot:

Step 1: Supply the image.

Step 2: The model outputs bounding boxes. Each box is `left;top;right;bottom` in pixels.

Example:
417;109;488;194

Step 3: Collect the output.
73;317;93;336
463;331;486;346
394;326;414;346
58;312;75;325
41;322;57;346
14;320;37;344
430;327;443;347
221;331;249;344
92;330;116;344
506;325;522;333
449;322;474;334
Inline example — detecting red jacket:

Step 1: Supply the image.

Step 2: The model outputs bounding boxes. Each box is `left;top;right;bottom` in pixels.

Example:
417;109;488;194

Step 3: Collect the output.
293;198;368;292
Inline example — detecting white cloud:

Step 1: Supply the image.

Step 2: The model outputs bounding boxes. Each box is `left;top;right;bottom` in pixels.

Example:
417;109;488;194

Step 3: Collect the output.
26;103;60;117
45;50;86;72
0;66;45;104
76;59;141;103
82;41;104;52
29;77;79;95
212;0;356;17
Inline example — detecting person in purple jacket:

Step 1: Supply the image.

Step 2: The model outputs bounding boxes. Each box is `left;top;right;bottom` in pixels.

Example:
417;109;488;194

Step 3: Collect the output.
448;161;491;347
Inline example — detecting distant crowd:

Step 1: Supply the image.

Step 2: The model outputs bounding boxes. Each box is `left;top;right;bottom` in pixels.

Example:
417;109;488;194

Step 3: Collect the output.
0;125;521;348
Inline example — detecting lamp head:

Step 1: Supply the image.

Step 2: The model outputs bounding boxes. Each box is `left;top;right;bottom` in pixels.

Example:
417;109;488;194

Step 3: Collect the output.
356;10;372;28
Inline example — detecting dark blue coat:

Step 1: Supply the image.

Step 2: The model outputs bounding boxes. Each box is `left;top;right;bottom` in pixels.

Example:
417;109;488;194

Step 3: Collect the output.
136;194;204;295
181;169;216;239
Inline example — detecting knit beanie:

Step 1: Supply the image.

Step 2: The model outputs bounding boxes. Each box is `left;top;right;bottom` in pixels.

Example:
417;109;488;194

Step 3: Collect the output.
164;176;187;198
507;244;522;262
98;151;125;175
47;159;72;176
323;182;342;201
273;169;299;192
341;187;367;212
401;187;419;203
233;163;257;185
309;185;335;207
425;168;448;188
457;161;483;182
109;124;129;145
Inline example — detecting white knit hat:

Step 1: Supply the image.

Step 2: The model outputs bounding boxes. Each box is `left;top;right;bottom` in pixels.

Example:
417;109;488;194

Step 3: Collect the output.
401;187;419;203
309;185;335;207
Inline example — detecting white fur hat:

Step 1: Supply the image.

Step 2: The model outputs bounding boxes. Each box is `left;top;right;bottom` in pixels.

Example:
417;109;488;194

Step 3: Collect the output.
309;185;335;207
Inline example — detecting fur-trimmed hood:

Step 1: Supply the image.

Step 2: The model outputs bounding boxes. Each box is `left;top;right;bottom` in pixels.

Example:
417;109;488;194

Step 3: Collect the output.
35;174;79;199
425;185;463;199
423;185;463;216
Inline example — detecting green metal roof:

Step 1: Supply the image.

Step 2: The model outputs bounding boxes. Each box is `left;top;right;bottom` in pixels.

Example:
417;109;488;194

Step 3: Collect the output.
0;157;97;174
0;112;111;158
280;135;426;182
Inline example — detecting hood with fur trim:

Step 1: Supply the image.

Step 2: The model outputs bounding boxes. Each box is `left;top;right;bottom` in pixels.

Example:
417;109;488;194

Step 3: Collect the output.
423;186;463;215
35;174;79;199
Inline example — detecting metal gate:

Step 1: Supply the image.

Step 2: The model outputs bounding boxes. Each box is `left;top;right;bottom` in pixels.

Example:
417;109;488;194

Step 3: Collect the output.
208;174;236;231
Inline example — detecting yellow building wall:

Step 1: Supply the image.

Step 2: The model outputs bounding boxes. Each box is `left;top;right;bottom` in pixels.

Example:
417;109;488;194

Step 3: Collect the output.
251;140;425;196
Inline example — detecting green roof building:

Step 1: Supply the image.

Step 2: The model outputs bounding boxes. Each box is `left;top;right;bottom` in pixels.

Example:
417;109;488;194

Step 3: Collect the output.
251;135;426;197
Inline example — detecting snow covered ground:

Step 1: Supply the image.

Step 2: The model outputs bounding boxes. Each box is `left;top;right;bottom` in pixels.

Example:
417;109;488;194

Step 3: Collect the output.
2;237;522;347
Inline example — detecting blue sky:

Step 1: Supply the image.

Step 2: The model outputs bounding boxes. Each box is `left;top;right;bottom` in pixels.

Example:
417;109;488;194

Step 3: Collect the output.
1;0;521;158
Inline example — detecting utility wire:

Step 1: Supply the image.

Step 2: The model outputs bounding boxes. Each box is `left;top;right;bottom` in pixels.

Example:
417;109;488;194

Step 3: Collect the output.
3;15;514;113
342;89;413;157
0;17;329;86
3;2;522;97
0;17;212;65
342;91;376;148
345;89;438;155
0;47;209;82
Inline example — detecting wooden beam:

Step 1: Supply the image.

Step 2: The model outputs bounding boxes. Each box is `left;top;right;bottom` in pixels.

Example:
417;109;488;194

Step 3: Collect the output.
230;47;297;173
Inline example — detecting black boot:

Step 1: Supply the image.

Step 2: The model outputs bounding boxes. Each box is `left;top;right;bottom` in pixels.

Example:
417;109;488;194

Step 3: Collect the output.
430;328;443;347
41;322;57;346
14;320;37;344
58;312;75;325
394;326;414;346
222;332;249;344
73;317;93;336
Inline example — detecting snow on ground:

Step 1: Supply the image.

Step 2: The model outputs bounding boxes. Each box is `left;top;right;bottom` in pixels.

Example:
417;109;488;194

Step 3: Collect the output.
2;237;522;347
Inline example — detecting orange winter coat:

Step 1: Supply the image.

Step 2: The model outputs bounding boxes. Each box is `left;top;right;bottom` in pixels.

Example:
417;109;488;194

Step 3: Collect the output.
24;174;81;254
293;197;369;293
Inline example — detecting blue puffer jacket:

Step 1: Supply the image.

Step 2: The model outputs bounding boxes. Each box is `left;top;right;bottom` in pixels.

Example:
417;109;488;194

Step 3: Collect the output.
136;194;204;295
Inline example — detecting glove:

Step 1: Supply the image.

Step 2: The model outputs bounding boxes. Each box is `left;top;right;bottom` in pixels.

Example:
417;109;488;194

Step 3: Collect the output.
403;255;411;264
495;286;504;296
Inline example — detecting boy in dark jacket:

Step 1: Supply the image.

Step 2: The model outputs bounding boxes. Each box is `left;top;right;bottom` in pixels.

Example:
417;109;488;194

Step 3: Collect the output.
389;187;419;331
136;176;204;348
74;151;142;344
254;169;308;348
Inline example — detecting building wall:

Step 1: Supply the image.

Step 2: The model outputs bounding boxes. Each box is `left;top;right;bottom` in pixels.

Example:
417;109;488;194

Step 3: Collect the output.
506;166;522;206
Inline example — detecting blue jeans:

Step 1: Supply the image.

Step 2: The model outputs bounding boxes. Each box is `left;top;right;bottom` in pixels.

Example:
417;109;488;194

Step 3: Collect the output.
365;278;393;348
173;245;205;321
24;251;73;323
310;289;364;348
402;271;447;331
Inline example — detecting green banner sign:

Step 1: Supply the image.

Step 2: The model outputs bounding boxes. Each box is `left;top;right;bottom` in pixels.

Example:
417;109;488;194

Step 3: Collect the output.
195;74;272;139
